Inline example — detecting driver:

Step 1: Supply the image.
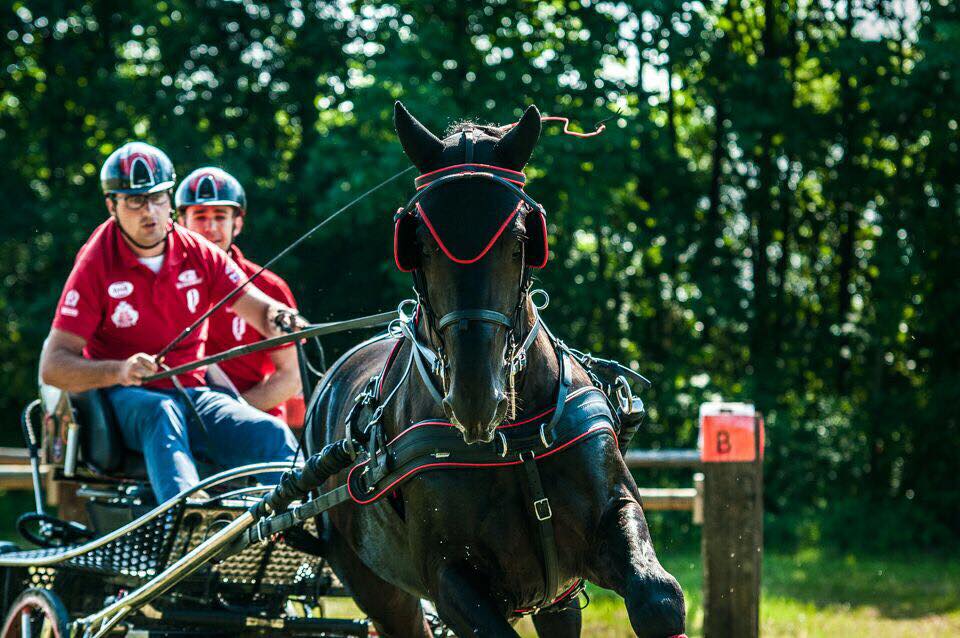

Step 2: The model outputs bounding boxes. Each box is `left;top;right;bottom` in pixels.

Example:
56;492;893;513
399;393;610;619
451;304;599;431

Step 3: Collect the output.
175;167;303;424
40;142;300;503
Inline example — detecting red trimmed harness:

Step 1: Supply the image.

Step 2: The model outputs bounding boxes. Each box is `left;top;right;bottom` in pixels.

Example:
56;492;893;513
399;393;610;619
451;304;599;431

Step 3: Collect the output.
349;377;617;615
393;162;548;272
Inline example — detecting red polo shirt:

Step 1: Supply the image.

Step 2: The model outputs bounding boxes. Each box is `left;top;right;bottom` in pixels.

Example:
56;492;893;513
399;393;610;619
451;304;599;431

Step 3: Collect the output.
205;245;297;420
52;219;243;389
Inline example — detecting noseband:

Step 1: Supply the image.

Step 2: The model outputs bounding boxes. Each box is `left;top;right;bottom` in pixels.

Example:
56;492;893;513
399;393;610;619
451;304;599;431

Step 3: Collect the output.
392;131;549;405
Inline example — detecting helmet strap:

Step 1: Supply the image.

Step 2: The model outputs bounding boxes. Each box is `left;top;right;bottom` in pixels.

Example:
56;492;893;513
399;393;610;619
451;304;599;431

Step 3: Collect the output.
111;211;170;252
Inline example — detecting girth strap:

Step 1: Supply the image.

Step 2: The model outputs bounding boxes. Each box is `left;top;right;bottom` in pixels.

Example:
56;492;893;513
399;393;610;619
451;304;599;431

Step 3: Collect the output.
519;450;561;609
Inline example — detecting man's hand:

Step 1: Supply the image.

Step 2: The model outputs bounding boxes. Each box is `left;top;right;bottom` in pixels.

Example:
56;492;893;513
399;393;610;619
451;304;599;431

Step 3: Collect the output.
118;353;159;386
268;306;309;335
232;287;308;339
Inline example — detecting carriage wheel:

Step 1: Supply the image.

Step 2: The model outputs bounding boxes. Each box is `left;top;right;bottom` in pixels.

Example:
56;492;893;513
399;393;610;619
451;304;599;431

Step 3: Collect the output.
1;588;69;638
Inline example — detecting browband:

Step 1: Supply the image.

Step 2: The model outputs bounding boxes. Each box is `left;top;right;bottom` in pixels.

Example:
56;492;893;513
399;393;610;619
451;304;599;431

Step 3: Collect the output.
415;163;527;190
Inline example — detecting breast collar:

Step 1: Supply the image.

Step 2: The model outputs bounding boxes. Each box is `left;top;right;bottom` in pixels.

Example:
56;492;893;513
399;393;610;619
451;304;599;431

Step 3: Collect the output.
347;384;616;506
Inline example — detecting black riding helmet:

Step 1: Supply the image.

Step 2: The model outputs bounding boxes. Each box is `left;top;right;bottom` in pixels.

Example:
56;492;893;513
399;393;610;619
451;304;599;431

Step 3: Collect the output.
100;142;176;195
174;167;247;215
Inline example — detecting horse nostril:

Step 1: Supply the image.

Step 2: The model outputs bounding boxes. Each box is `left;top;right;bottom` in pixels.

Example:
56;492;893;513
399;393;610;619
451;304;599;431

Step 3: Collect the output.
441;398;455;421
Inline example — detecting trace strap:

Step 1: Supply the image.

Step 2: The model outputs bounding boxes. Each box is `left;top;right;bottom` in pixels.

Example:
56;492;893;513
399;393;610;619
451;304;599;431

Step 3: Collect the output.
143;310;398;384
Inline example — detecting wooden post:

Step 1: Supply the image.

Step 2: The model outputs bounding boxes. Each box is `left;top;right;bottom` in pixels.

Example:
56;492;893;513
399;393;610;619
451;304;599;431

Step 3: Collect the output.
692;472;704;525
700;405;763;638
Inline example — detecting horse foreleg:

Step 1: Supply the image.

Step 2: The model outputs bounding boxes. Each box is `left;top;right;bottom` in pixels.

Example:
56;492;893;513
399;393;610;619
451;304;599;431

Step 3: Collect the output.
434;565;519;637
586;498;686;638
322;520;431;638
531;605;581;638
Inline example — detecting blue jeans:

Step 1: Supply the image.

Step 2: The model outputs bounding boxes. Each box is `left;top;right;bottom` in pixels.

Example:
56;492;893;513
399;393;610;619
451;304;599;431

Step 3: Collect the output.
104;385;298;502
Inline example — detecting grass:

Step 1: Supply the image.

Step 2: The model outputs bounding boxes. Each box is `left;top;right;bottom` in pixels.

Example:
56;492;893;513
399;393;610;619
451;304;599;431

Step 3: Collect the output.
324;548;960;637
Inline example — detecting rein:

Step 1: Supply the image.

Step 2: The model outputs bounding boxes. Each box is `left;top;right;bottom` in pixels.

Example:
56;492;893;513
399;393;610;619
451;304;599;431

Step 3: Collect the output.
153;166;415;362
141;310;398;383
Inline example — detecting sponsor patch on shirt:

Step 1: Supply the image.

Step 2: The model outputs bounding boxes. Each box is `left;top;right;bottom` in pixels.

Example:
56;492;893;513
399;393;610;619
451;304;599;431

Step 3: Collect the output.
176;269;204;289
111;301;139;328
60;289;80;316
232;316;246;341
226;265;241;284
186;288;200;314
108;281;134;299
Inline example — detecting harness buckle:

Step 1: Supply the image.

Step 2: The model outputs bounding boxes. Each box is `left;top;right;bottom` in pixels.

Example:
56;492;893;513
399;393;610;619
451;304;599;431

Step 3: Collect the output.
510;350;527;375
615;376;634;414
255;517;271;545
534;498;552;521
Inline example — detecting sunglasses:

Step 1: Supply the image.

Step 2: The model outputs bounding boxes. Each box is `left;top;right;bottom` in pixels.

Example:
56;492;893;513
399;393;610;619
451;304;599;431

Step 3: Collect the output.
114;191;170;211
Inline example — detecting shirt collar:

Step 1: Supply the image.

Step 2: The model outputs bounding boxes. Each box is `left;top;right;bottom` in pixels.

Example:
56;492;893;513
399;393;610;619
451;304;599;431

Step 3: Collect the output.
110;219;186;271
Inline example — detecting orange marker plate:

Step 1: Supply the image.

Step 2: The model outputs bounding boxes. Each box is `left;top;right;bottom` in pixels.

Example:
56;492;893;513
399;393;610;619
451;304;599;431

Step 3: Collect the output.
699;405;764;463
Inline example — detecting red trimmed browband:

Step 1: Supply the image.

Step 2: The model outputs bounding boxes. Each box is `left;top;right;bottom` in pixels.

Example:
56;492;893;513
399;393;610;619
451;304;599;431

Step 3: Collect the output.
416;201;524;265
415;163;526;190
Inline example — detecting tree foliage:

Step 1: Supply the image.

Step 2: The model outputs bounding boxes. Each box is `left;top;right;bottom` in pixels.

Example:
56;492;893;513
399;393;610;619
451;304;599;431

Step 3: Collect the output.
2;0;957;549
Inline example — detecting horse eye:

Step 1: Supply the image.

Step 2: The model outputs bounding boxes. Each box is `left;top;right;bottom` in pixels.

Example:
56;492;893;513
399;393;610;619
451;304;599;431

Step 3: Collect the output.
420;241;438;257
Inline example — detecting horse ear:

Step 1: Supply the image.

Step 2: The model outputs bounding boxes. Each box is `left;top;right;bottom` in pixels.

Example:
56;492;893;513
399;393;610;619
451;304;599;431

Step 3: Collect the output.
494;105;541;170
394;101;443;172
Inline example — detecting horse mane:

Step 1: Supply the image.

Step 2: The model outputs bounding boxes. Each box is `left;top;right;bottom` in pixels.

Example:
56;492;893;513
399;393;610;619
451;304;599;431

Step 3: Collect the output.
444;120;507;140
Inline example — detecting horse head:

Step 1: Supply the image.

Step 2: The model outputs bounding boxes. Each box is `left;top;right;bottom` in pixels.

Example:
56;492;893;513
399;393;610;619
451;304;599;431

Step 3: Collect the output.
393;101;546;444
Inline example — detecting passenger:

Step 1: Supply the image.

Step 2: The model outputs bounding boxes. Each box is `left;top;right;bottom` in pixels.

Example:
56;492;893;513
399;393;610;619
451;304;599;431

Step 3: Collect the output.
39;142;301;503
176;167;304;425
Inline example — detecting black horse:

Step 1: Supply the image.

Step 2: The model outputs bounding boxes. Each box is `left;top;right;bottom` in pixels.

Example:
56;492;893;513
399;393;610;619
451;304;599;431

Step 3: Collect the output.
304;103;685;637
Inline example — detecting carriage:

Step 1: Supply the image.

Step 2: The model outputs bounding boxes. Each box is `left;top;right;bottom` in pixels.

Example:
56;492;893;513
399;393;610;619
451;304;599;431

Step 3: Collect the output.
0;378;376;638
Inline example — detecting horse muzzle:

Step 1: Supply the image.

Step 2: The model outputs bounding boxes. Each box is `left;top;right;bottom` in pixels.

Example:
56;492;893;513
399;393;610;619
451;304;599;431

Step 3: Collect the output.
442;390;508;445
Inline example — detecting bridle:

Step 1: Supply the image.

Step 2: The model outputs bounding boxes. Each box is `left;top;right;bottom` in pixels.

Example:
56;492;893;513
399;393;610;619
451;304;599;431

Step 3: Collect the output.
391;130;549;411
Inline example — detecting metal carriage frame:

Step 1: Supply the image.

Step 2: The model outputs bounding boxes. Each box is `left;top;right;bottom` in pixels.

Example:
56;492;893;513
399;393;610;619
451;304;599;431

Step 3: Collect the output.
0;454;369;638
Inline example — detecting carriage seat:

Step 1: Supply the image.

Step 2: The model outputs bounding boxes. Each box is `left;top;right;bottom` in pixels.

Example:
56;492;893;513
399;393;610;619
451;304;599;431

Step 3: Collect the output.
71;389;148;479
71;389;219;484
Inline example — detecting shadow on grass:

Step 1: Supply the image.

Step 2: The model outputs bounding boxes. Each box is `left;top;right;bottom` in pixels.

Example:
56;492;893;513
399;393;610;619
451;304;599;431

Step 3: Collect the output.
761;547;960;620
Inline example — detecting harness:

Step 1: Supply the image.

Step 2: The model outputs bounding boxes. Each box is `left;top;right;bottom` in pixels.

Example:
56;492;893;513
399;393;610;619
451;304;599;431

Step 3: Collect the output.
391;131;550;418
381;141;588;609
263;313;617;613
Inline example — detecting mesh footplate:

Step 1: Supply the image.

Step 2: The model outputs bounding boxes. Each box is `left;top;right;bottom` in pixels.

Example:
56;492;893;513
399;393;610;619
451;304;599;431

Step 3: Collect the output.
3;503;327;595
1;504;182;579
168;507;325;589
